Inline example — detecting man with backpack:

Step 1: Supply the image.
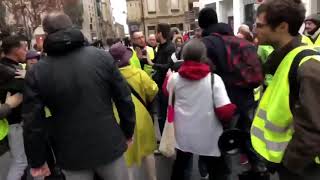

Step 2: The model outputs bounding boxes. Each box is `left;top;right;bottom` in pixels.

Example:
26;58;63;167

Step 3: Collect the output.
200;7;263;134
251;0;320;179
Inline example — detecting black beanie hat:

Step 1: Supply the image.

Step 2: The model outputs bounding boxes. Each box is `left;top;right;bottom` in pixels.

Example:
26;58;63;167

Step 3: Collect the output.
198;7;218;29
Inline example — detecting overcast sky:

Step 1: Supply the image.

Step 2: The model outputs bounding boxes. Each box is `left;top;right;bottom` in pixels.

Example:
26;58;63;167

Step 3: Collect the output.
110;0;128;33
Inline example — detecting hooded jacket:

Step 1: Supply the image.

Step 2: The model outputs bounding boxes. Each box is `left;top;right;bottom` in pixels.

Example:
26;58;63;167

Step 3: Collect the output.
164;61;235;156
114;66;158;166
22;28;136;170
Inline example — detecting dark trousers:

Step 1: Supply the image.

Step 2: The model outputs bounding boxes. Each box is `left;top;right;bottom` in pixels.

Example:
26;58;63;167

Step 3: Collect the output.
158;91;168;134
171;149;230;180
278;164;320;180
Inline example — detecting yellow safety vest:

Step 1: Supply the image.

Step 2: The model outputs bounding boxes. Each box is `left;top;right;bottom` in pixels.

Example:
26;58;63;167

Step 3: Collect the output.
314;35;320;46
301;35;314;45
251;46;320;164
130;49;142;69
143;46;155;76
0;119;9;141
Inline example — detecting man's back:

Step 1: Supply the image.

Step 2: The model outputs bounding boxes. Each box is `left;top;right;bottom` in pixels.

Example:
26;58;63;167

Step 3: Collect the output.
23;42;135;170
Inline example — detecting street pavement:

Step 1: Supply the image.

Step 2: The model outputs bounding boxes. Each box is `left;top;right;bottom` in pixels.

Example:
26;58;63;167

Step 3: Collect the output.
0;152;278;180
0;120;279;180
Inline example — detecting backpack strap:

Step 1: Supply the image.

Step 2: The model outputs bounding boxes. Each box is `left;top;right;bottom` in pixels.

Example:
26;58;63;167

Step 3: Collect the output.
289;49;319;109
211;73;215;106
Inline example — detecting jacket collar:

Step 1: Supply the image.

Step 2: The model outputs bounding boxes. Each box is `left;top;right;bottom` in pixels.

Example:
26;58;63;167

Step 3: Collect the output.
263;36;302;75
305;27;320;42
1;57;19;66
202;23;234;37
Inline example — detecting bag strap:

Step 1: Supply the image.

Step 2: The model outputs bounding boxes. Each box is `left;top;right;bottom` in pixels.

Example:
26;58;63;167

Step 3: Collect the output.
288;49;319;109
128;84;148;109
211;73;215;107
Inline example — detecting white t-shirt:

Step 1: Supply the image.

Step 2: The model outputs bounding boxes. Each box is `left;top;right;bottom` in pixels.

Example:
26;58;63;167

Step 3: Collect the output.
167;73;231;156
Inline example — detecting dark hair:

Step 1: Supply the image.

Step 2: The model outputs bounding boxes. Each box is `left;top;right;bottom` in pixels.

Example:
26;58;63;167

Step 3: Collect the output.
130;30;140;38
257;0;306;36
43;11;73;34
182;39;207;62
1;35;23;54
170;27;181;40
157;23;171;40
198;7;218;29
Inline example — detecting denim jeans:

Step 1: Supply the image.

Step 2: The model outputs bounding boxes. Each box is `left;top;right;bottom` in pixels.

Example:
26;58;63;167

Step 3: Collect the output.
7;123;28;180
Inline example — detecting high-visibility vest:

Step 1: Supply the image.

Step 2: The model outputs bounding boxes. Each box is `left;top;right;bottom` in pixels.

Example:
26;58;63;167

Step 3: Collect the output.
262;35;316;87
0;119;9;141
251;46;320;164
301;35;314;45
143;46;155;76
130;49;142;69
314;35;320;46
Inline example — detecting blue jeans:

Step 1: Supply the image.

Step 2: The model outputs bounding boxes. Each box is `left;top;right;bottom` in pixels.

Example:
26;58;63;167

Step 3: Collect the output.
7;123;28;180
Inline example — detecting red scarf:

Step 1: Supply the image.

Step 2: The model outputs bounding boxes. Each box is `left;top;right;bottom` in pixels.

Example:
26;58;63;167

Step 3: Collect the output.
178;61;211;80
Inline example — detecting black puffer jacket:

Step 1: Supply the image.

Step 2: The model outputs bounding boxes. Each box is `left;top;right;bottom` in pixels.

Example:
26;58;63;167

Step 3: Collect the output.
0;57;24;124
23;28;135;170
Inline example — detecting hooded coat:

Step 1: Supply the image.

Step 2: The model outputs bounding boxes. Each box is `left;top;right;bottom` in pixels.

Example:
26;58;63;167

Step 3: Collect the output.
22;28;136;170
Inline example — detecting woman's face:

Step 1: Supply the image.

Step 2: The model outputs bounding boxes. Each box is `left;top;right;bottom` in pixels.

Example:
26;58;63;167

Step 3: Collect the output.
176;38;183;47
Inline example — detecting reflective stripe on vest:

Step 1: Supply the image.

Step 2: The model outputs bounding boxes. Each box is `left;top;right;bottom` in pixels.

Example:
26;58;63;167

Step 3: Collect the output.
0;119;9;141
251;45;320;164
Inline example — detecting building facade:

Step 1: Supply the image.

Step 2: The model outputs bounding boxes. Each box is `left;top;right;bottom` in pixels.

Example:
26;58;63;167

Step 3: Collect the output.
127;0;199;37
81;0;101;42
101;0;116;40
114;22;125;38
198;0;320;34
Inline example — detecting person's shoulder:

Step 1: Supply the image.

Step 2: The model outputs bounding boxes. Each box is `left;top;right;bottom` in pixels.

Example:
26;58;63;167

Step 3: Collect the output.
298;58;320;79
213;73;224;85
82;46;115;64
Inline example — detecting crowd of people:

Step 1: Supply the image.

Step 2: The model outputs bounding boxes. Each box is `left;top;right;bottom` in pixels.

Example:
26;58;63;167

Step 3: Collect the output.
0;0;319;180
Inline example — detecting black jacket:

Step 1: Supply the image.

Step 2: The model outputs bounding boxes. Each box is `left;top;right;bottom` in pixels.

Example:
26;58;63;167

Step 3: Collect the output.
152;41;175;87
0;57;24;124
202;23;256;124
22;28;136;170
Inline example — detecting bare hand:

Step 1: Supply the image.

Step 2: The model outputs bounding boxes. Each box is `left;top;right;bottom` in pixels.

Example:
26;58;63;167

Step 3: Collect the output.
166;69;173;76
30;163;51;178
127;138;134;148
15;69;27;79
5;92;23;108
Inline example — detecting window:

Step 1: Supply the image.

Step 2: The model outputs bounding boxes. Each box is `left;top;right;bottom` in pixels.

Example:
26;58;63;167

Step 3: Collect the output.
90;24;93;30
171;0;179;10
148;26;156;36
147;0;156;12
188;3;193;11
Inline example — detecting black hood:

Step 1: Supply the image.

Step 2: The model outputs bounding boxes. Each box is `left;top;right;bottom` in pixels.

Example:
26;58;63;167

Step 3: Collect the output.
43;28;85;56
202;23;234;37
